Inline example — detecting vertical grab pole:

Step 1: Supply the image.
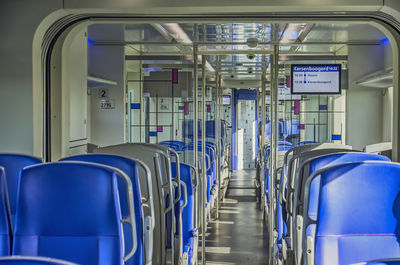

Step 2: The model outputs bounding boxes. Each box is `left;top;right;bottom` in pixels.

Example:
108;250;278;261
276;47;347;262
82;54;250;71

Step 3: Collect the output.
261;55;266;212
216;56;221;220
201;24;207;265
256;84;261;206
268;50;274;265
269;24;280;265
273;25;279;200
193;24;201;263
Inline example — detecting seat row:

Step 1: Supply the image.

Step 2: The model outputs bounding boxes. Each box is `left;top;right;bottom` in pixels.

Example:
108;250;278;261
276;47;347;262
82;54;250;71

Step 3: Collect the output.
263;142;400;265
86;143;199;265
263;120;303;142
0;143;200;265
263;140;315;214
159;139;223;224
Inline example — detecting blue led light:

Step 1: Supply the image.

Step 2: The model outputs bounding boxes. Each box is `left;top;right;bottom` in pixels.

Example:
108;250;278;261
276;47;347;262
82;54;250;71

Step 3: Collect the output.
380;37;389;43
131;103;141;109
87;38;96;44
149;132;157;137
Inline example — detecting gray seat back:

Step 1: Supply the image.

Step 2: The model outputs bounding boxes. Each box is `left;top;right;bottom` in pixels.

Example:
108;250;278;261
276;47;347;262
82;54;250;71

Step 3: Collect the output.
95;143;175;265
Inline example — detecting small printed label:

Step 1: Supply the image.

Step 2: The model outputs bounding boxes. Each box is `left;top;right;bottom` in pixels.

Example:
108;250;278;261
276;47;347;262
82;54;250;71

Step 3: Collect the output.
99;88;109;98
100;99;115;109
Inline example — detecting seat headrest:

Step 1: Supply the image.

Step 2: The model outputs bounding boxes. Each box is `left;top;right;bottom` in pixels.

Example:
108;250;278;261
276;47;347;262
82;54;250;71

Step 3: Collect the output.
60;154;141;219
61;154;138;181
0;154;42;171
310;152;390;175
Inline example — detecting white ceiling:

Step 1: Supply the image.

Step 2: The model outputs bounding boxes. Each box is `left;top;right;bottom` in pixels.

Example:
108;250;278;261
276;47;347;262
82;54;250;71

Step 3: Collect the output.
89;22;389;77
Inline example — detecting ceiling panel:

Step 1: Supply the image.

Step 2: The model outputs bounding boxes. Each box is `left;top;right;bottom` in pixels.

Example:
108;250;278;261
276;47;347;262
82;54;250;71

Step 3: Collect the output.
119;22;387;78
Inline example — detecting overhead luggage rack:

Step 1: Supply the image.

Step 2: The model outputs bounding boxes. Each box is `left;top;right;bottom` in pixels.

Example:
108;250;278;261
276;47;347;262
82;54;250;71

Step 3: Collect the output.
87;76;117;88
355;68;393;88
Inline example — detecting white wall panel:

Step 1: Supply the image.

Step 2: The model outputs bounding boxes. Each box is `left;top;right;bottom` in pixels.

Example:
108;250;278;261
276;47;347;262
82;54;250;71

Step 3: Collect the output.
0;0;62;154
88;24;126;147
237;100;256;169
382;40;393;142
64;0;382;12
347;45;384;150
65;27;88;156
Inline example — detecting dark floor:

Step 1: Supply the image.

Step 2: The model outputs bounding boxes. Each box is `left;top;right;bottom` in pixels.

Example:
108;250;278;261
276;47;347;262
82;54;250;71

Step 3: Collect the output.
203;169;269;265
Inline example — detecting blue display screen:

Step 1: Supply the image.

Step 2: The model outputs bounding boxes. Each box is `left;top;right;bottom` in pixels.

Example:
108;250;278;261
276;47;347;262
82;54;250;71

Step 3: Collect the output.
291;64;341;94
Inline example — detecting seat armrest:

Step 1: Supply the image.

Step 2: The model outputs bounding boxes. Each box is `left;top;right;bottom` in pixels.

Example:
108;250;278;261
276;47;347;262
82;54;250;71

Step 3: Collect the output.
144;216;154;265
190;228;198;237
306;236;314;265
296;215;303;265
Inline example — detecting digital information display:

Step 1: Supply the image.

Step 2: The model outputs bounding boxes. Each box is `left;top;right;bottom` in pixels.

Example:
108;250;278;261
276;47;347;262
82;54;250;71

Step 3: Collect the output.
291;65;341;94
223;95;231;105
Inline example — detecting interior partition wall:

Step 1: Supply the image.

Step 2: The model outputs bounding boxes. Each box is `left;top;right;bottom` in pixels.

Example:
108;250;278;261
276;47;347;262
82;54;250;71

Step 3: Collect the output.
232;89;257;170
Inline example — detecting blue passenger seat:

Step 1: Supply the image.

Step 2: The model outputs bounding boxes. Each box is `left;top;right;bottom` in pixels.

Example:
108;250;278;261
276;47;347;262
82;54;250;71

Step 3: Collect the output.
295;141;316;146
171;162;197;265
264;145;291;209
60;154;148;265
0;168;11;256
0;154;42;224
284;120;300;138
12;162;132;265
266;121;284;139
159;141;185;151
294;152;390;265
265;141;293;148
184;145;214;203
0;256;78;265
189;142;216;174
303;161;400;265
276;167;287;251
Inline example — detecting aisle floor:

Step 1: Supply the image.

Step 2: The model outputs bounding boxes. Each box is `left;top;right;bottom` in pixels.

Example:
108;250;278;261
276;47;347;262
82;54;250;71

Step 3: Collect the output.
204;169;269;265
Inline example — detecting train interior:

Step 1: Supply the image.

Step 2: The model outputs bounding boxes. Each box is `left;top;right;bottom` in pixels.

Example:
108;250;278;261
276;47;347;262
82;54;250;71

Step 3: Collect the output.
0;19;398;265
